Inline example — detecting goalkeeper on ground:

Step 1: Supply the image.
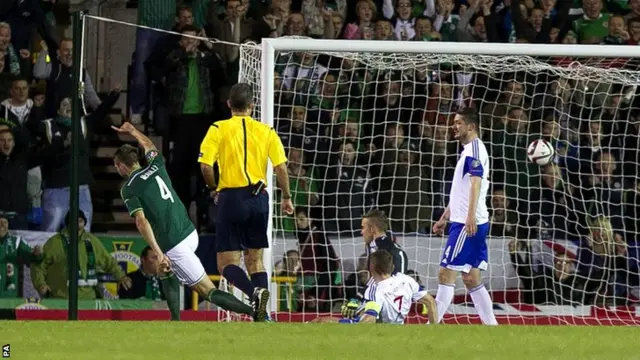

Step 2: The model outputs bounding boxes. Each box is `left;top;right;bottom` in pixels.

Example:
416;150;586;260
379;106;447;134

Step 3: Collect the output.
314;250;437;324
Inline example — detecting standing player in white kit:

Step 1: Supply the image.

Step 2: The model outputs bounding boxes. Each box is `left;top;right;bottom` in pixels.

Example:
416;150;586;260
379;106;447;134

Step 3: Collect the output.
432;108;498;325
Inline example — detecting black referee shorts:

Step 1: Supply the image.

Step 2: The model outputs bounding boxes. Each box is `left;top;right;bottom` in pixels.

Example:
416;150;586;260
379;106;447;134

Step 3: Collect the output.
215;185;269;252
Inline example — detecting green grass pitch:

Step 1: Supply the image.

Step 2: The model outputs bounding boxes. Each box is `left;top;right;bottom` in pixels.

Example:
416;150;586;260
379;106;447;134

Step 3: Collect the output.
1;321;639;360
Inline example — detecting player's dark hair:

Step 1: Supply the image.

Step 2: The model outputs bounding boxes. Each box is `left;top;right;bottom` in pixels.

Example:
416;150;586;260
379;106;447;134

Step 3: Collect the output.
228;83;254;112
369;250;394;275
457;108;479;132
363;209;389;232
114;144;140;167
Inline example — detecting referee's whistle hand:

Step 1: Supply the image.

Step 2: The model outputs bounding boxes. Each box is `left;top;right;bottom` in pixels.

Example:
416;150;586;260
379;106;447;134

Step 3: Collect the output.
281;198;294;215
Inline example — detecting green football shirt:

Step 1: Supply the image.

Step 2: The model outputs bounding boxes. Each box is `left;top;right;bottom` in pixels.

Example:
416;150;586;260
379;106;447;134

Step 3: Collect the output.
121;150;195;253
573;13;610;42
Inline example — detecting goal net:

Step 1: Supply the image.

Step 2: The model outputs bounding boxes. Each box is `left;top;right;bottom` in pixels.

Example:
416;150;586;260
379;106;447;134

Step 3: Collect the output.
240;38;640;325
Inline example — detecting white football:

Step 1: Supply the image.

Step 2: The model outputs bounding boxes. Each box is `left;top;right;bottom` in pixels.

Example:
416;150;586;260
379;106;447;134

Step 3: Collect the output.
527;139;555;165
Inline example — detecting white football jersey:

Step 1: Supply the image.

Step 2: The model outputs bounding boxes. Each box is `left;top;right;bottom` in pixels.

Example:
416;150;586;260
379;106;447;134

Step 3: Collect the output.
363;273;427;324
449;137;490;225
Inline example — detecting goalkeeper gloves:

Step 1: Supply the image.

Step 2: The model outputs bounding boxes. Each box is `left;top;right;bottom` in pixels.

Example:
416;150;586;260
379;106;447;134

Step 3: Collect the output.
341;299;361;319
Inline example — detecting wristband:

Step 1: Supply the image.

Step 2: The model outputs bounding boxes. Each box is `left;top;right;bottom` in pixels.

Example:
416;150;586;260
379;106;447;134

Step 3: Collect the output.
282;194;291;200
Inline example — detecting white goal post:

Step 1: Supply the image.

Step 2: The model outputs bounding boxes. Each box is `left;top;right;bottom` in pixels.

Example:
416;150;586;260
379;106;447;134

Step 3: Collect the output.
242;38;640;323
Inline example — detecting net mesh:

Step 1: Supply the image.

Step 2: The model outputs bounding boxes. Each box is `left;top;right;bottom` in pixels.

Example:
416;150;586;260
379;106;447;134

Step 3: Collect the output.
240;38;640;324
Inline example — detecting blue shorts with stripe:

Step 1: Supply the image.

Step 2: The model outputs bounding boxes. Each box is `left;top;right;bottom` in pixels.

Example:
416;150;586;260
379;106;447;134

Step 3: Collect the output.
215;186;269;252
440;222;489;273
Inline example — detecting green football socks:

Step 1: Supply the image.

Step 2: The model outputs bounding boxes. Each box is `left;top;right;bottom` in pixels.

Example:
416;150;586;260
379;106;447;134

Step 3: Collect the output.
207;288;253;316
159;274;181;321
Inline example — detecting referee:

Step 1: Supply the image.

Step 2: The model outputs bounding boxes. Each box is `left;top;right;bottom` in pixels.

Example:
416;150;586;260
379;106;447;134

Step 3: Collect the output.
198;83;293;318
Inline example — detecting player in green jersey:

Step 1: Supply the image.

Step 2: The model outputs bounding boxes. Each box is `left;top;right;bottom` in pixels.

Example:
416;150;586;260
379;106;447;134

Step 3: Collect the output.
112;122;266;321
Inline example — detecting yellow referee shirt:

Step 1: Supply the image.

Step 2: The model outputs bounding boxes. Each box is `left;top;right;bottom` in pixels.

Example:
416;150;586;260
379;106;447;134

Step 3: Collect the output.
198;115;288;191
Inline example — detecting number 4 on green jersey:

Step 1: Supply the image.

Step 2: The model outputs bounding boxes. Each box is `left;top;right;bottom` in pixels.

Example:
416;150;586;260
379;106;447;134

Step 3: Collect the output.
120;150;195;253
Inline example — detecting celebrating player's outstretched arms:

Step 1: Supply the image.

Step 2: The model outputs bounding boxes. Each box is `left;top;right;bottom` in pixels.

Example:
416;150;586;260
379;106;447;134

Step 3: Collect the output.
112;122;268;322
315;250;437;324
431;108;498;326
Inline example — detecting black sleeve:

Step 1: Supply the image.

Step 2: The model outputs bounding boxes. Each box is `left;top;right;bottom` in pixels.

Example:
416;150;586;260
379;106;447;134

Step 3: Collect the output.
85;91;121;127
117;271;146;299
165;48;190;70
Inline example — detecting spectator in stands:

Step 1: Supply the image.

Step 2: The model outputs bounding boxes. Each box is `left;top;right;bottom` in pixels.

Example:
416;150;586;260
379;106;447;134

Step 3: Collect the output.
31;211;131;299
285;13;308;36
279;148;320;232
583;151;628;237
277;104;320;160
626;0;640;21
281;52;328;95
164;25;222;210
386;0;417;40
330;11;345;38
628;18;640;44
343;0;376;39
573;0;609;43
380;124;409;178
34;37;102;118
0;51;12;101
301;0;342;38
0;212;42;297
0;76;44;147
126;0;178;124
424;80;457;127
365;75;412;149
323;139;373;234
208;0;255;95
420;125;455;222
343;253;368;300
511;0;552;43
481;79;527;130
527;163;585;241
497;107;541;214
0;22;31;78
0;0;52;51
379;142;431;233
39;85;121;232
603;15;629;44
275;249;302;277
575;216;628;305
434;0;458;41
455;0;494;43
145;6;202;137
508;238;586;305
118;246;164;301
295;207;340;312
489;187;519;238
373;19;394;40
0;129;43;230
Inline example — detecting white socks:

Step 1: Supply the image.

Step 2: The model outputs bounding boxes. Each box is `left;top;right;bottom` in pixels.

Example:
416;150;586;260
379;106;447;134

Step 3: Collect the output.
435;284;455;324
469;284;498;325
435;283;498;325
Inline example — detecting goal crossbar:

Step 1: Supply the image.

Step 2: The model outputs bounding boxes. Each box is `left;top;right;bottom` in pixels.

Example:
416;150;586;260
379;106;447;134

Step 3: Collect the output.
261;38;640;57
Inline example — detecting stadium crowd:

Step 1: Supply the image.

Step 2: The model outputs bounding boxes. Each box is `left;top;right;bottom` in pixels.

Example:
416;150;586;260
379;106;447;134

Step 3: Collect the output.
1;0;640;311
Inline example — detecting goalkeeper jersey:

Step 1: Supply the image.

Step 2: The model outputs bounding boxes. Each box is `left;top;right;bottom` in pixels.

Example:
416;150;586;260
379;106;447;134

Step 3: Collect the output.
363;273;427;324
572;13;610;42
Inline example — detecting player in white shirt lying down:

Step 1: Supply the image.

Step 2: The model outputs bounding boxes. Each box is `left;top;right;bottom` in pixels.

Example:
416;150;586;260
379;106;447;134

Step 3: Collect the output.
313;250;438;324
